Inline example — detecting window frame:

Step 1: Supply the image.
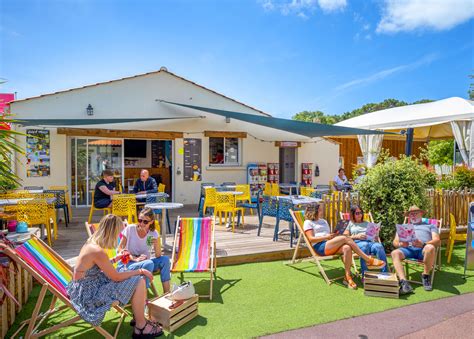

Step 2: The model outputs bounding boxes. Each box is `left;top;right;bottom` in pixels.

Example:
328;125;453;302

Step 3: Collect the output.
208;136;242;167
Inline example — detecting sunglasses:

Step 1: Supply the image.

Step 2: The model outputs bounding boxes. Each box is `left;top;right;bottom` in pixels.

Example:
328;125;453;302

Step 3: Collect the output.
355;211;363;215
138;218;152;225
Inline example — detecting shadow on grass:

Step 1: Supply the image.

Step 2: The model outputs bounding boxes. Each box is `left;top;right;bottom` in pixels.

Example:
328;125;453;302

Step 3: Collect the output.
175;273;241;304
286;261;346;284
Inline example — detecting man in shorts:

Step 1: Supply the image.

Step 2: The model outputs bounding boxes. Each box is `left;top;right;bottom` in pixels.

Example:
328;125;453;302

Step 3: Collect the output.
391;205;440;294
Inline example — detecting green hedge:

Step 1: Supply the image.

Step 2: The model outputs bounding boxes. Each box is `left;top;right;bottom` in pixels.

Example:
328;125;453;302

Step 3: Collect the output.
355;156;432;249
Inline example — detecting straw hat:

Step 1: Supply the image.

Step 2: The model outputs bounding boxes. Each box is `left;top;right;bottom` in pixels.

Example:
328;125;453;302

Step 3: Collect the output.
404;205;425;216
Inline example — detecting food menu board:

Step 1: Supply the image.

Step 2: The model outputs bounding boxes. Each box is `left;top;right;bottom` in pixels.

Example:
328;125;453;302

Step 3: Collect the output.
247;163;267;201
26;129;50;177
183;139;202;181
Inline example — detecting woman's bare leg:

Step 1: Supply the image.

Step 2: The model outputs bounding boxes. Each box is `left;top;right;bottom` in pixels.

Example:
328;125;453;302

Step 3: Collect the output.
325;236;373;262
336;244;352;275
131;278;147;328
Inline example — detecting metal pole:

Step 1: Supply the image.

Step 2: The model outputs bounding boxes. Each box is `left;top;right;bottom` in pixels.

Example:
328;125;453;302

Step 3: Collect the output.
405;128;414;156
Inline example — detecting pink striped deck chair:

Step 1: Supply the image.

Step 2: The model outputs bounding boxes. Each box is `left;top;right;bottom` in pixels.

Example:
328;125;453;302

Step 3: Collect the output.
171;217;216;300
5;234;127;338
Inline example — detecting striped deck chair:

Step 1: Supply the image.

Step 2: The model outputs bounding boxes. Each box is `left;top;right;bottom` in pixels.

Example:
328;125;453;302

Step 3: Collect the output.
5;235;127;338
289;210;350;285
171;217;216;300
340;212;374;223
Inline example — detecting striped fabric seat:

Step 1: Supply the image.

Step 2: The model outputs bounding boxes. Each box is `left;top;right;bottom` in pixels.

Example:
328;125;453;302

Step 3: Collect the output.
171;217;216;299
7;235;127;338
16;237;72;297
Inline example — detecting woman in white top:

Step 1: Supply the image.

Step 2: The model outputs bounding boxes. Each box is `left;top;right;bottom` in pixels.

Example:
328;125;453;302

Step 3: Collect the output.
303;203;385;289
118;208;171;294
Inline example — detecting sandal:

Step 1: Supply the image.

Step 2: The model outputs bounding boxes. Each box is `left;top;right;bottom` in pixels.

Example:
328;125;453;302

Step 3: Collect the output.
343;274;358;290
367;257;386;268
132;320;164;338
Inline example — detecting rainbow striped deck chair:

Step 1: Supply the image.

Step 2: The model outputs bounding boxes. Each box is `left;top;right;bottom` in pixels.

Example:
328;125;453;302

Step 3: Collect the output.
171;217;216;300
289;210;346;285
5;235;127;338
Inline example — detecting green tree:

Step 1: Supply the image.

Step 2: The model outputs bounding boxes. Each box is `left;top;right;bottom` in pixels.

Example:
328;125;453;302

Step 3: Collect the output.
292;98;430;125
0;115;25;191
426;139;454;169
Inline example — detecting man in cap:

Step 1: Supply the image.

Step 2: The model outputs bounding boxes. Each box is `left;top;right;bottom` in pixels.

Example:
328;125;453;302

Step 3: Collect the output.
391;205;440;294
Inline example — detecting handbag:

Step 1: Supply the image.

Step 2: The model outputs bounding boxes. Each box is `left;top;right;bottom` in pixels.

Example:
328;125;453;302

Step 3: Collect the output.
170;281;195;301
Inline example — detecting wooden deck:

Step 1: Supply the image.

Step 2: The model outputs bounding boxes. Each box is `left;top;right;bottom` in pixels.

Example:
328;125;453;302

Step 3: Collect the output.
53;206;305;266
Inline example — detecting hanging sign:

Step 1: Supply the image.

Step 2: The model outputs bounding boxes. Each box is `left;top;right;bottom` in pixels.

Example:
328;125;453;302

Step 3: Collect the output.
276;141;301;148
26;129;51;177
183;139;202;181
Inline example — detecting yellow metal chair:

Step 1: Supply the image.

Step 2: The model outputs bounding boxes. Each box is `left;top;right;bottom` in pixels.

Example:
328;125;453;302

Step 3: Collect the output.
39;192;59;241
300;187;315;197
235;184;254;216
17;199;54;246
158;183;166;193
214;192;244;232
112;194;138;223
446;213;467;264
50;185;73;220
87;190;112;223
271;183;280;196
203;187;217;215
263;182;272;196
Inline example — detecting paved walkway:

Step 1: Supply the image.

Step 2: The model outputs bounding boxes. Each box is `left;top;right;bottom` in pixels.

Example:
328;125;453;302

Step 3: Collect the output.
264;293;474;338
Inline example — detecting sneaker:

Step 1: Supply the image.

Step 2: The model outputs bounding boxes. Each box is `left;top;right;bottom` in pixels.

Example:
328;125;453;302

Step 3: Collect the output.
422;274;433;291
399;279;414;295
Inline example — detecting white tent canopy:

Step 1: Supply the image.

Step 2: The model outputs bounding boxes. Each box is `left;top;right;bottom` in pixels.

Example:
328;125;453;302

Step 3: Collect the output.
335;97;474;168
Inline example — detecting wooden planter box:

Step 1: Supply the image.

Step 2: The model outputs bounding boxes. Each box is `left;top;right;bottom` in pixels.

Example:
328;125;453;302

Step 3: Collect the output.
147;294;198;332
0;261;33;338
364;271;399;299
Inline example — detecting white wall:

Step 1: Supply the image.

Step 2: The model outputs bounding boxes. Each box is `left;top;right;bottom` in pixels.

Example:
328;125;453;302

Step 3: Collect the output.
298;140;339;186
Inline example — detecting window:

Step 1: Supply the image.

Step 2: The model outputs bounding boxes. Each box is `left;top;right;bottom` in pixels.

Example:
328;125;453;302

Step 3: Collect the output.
209;137;240;166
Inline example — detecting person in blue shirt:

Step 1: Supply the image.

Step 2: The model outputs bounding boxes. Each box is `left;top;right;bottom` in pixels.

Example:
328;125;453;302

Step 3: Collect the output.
133;170;158;202
391;205;440;294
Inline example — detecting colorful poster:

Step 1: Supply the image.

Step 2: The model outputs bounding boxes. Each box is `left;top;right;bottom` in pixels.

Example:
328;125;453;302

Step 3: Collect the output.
183;139;201;181
0;93;14;130
26;129;50;177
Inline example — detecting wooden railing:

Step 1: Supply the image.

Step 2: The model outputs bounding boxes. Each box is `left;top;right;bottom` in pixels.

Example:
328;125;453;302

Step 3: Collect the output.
427;188;474;227
320;189;474;227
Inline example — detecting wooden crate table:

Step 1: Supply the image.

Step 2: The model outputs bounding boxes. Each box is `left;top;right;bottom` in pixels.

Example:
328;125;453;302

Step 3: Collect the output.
147;294;198;332
364;271;399;299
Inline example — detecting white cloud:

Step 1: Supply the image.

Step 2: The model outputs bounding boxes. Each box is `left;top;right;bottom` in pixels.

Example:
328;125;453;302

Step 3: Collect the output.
318;0;347;13
377;0;474;33
258;0;345;18
335;53;439;91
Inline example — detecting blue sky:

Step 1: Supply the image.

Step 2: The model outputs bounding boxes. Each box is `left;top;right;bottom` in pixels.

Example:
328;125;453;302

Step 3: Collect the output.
0;0;473;118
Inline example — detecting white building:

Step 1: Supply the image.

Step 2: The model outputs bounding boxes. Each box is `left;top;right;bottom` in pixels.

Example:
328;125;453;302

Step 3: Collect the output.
9;68;341;205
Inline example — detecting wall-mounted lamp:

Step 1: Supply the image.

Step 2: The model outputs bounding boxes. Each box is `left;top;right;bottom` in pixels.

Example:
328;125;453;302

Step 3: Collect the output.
225;117;231;123
86;104;94;116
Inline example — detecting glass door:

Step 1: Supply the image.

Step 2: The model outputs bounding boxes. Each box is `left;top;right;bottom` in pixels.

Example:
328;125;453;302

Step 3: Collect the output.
71;137;123;206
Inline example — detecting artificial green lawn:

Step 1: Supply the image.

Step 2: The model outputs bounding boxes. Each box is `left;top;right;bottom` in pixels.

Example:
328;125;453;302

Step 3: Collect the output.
7;246;474;338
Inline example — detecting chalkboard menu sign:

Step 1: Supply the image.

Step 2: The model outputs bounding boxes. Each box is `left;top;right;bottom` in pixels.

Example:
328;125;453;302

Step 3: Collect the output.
151;140;165;168
183;138;202;181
